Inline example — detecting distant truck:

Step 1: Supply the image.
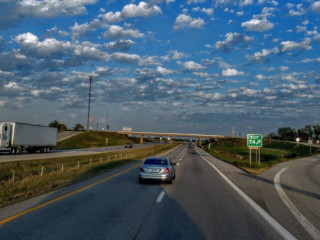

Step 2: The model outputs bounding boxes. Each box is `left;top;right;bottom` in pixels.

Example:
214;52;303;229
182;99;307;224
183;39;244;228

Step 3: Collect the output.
0;122;58;154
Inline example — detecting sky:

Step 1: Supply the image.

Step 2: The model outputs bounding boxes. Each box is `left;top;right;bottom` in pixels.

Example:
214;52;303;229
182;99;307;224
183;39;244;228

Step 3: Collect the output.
0;0;320;136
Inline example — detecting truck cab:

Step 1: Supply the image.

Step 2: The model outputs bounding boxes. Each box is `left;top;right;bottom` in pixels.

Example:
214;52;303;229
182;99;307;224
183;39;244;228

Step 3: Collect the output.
0;122;11;148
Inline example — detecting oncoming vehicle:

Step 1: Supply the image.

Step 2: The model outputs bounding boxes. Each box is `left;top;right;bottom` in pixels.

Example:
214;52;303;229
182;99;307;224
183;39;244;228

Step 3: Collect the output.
139;157;176;184
124;142;133;148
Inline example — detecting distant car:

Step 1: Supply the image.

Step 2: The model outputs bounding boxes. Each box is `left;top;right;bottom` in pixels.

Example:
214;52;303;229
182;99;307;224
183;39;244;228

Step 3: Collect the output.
125;142;133;148
139;157;176;184
188;143;193;148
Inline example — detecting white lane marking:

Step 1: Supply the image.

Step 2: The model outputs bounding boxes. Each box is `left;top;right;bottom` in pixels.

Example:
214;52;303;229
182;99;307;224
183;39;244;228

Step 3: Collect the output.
156;190;165;203
274;168;320;240
195;148;297;240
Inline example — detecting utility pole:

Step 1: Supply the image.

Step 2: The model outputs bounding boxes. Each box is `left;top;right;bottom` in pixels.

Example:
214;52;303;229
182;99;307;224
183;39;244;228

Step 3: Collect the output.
106;111;108;131
87;75;93;131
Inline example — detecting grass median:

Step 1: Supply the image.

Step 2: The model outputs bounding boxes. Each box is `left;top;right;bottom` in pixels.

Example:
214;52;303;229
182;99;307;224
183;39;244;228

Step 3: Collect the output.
0;143;179;208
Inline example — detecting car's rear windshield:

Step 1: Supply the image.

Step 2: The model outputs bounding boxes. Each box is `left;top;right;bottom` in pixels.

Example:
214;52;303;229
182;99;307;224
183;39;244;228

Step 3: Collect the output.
144;159;168;165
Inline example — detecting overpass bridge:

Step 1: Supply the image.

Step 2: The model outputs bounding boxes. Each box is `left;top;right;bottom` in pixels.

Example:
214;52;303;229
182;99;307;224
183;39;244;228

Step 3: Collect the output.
118;131;229;145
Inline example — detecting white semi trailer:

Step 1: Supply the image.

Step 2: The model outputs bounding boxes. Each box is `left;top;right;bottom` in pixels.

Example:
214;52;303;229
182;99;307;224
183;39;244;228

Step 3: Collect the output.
0;122;58;154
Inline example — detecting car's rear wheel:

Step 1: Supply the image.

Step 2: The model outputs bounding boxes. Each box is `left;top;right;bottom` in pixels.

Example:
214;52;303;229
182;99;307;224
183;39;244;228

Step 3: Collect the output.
139;178;144;184
166;177;172;184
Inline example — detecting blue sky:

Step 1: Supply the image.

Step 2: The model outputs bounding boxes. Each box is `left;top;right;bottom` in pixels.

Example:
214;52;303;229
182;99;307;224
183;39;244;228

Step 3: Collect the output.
0;0;320;136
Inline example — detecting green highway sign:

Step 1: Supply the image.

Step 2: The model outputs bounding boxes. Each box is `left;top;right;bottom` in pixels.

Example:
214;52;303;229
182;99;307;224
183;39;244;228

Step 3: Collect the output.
247;134;263;147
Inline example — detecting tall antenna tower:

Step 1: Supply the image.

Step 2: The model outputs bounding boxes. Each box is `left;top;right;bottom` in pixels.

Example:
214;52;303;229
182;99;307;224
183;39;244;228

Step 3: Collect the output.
106;111;108;131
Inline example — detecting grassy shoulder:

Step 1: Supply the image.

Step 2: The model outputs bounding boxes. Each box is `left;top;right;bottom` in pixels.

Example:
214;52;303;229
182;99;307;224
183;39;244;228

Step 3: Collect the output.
56;131;136;149
0;143;179;208
204;138;318;174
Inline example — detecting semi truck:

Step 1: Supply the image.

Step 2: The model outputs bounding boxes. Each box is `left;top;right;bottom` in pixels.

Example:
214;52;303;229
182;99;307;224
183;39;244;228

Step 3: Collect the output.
0;122;58;154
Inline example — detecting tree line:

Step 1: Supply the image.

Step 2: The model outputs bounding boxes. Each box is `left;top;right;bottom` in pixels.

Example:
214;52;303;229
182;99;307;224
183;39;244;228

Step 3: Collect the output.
267;125;320;141
48;120;84;132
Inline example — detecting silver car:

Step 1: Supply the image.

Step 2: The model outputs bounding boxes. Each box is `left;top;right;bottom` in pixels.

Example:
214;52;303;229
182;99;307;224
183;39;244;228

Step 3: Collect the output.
139;157;176;184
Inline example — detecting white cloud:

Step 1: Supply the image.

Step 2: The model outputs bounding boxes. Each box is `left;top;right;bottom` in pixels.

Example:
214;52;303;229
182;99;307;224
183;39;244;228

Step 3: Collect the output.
192;7;214;16
222;68;245;77
16;0;97;18
215;32;253;51
156;66;174;75
71;19;103;39
281;38;312;52
111;52;158;66
183;61;205;71
263;88;275;94
100;11;123;23
122;2;162;18
99;1;162;23
14;32;110;61
241;18;274;32
170;50;189;60
282;83;308;90
287;3;305;16
256;74;265;80
301;57;320;63
111;52;140;65
265;96;277;101
311;1;320;13
140;56;160;66
187;0;206;4
249;47;279;62
174;14;205;31
242;88;258;96
105;40;135;52
240;0;253;7
14;32;72;56
0;69;14;76
4;81;24;92
280;66;289;71
73;42;110;61
103;25;144;39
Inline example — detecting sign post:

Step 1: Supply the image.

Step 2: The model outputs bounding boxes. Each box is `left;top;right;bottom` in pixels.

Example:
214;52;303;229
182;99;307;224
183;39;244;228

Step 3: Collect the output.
247;134;263;166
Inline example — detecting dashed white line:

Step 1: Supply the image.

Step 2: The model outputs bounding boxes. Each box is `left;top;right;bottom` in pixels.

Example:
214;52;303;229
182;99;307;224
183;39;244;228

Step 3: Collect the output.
156;190;165;203
274;168;320;240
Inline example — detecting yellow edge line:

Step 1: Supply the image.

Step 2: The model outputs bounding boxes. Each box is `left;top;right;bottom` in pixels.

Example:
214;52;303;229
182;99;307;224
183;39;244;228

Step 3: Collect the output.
0;163;141;225
0;144;181;225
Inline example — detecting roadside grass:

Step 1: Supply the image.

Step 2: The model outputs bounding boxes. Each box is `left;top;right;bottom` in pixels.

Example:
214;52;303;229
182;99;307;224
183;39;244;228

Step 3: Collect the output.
56;131;136;149
205;138;318;174
0;143;179;208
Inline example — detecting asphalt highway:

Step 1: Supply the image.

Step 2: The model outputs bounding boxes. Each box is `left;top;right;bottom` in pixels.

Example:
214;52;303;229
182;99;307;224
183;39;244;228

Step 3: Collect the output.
0;143;318;239
0;143;155;163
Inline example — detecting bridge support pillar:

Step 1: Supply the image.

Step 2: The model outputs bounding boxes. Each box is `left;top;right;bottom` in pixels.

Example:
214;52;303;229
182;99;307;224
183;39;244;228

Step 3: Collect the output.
140;135;144;144
199;137;202;146
169;136;172;144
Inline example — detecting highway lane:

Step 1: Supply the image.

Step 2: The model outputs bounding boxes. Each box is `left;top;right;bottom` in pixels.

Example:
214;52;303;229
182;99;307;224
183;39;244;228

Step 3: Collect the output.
257;156;320;240
191;147;320;240
0;143;156;163
0;142;291;239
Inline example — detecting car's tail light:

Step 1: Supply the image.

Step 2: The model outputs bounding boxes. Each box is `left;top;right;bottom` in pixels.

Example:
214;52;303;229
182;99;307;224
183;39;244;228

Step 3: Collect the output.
140;167;144;172
164;168;170;173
